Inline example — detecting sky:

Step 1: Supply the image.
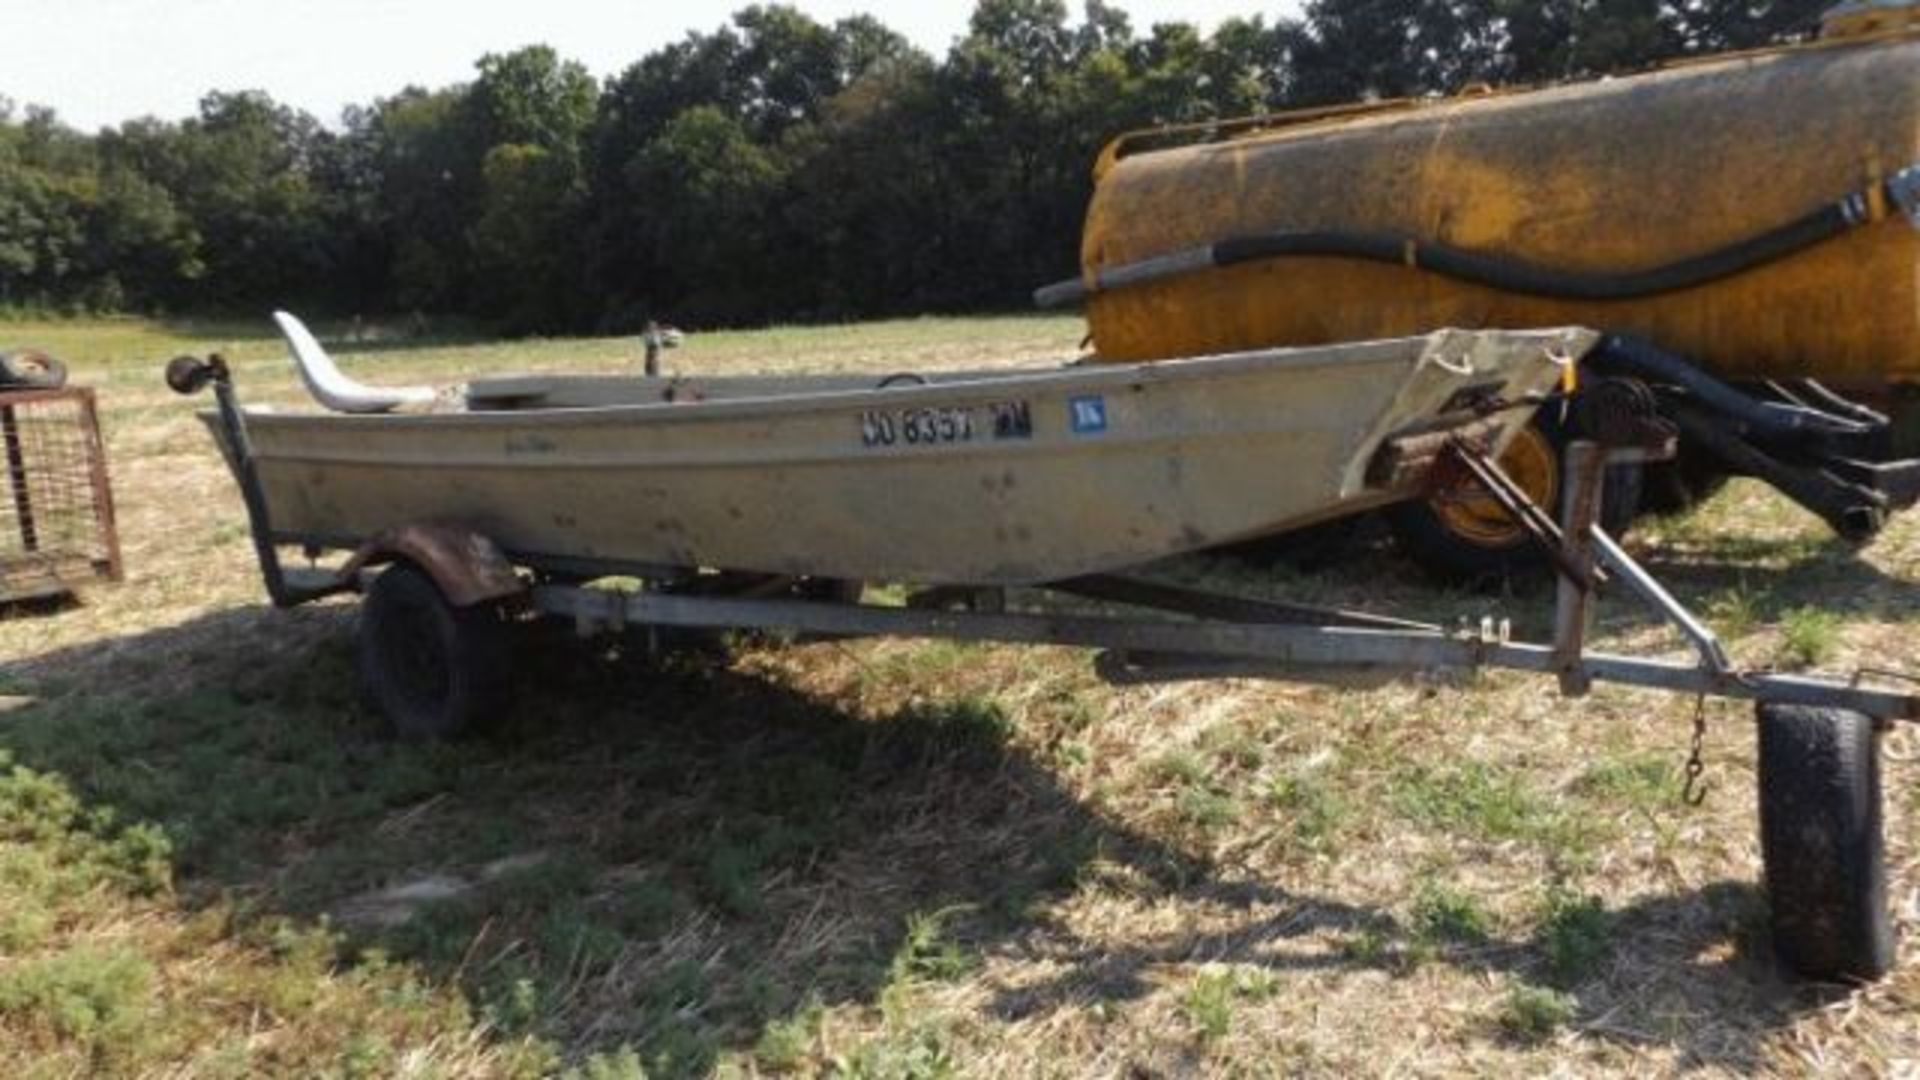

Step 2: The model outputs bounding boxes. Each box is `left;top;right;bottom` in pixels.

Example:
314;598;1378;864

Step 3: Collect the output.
1;1;1296;132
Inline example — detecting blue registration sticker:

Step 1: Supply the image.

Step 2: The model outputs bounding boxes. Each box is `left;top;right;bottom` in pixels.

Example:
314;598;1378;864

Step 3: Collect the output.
1069;395;1109;435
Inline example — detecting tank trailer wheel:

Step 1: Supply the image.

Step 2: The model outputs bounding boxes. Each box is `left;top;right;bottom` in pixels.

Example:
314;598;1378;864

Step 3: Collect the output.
1756;703;1895;983
1388;409;1642;585
358;563;514;740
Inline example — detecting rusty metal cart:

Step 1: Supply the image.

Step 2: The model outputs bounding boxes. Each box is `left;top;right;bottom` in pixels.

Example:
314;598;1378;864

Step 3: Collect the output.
0;383;122;604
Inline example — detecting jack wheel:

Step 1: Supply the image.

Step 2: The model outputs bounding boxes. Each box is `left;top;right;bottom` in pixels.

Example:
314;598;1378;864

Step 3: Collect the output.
1756;703;1894;983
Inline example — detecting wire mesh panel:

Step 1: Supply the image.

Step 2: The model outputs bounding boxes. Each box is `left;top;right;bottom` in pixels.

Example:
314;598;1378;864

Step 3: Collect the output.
0;388;121;602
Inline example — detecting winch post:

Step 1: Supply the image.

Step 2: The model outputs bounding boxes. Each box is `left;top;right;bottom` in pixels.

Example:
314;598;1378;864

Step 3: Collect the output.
1553;440;1606;695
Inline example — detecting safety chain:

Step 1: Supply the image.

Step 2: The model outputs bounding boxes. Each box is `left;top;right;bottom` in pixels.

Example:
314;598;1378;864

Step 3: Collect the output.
1682;694;1710;807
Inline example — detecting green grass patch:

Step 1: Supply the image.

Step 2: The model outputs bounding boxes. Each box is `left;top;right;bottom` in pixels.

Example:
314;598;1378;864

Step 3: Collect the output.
564;1047;651;1080
1197;721;1266;772
889;907;978;986
835;1024;957;1080
0;946;157;1059
1535;889;1612;985
1184;968;1237;1043
1574;753;1678;813
1703;581;1762;640
1176;787;1241;832
1146;742;1248;837
1411;882;1492;949
1182;965;1283;1044
1149;749;1209;788
1778;606;1842;668
753;996;827;1072
1265;769;1347;854
0;749;548;1075
1338;928;1390;966
1497;986;1577;1043
870;640;990;685
1390;761;1585;850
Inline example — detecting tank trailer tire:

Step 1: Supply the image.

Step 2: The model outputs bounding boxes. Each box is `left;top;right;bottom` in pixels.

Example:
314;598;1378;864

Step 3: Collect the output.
1388;410;1642;586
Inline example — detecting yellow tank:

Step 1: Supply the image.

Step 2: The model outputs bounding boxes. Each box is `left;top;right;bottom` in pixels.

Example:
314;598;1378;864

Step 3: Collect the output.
1078;30;1920;387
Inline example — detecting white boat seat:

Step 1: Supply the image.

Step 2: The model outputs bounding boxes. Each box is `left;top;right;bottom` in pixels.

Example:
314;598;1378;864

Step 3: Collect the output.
273;311;436;414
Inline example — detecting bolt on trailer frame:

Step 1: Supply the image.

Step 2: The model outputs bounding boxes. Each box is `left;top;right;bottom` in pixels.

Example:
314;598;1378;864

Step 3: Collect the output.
0;386;123;604
174;352;1916;982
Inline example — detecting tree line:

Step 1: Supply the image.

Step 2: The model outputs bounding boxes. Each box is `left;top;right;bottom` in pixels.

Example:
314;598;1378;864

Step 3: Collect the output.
0;0;1827;333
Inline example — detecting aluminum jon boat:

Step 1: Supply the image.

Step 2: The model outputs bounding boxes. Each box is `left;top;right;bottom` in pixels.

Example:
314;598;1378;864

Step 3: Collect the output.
202;313;1588;586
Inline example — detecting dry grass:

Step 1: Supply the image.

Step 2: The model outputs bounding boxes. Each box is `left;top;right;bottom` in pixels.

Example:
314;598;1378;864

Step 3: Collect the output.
0;314;1916;1076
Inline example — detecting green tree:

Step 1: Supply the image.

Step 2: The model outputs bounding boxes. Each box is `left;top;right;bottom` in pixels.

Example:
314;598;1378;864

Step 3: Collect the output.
471;143;582;329
1672;0;1828;52
470;46;596;161
779;53;947;316
1495;0;1682;82
362;86;480;311
623;105;781;321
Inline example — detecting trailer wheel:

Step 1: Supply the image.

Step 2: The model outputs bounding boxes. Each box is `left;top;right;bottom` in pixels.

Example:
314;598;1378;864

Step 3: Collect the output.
0;349;67;389
1756;703;1894;983
1387;412;1641;584
358;563;513;740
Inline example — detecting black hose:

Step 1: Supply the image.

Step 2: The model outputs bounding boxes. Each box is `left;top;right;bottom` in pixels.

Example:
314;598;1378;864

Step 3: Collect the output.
1036;167;1911;309
1589;334;1877;440
1789;378;1890;428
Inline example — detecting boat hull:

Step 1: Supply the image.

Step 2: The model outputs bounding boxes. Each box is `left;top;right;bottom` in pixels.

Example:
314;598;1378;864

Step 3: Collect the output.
217;329;1587;586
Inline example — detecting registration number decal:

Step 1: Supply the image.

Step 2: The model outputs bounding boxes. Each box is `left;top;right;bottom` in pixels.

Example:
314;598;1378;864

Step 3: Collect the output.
860;401;1033;448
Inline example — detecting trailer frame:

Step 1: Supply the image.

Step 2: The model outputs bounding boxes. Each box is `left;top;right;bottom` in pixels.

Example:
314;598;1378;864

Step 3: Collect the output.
171;351;1916;983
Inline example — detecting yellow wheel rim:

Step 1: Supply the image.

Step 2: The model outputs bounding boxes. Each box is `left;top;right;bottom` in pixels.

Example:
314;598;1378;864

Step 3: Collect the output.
1431;426;1559;548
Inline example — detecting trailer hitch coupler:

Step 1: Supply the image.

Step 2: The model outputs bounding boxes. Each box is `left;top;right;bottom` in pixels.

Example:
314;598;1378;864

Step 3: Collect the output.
165;354;227;396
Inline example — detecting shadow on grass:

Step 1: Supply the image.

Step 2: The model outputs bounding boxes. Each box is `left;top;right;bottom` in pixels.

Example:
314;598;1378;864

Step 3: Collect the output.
0;603;1839;1074
0;591;82;622
1635;534;1920;623
989;874;1829;1072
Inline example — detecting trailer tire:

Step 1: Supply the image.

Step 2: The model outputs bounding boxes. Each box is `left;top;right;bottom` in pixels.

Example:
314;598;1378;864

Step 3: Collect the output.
1756;703;1894;983
359;562;513;740
1387;412;1641;585
0;349;67;389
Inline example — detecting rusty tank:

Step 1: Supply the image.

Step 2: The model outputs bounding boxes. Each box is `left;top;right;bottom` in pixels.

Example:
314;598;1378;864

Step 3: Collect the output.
1063;22;1920;390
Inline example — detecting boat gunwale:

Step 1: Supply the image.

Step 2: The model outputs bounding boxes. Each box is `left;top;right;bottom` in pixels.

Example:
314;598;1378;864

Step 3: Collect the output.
237;328;1590;432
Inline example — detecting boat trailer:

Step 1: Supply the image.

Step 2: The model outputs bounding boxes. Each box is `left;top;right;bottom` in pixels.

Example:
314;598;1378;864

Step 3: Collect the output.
172;353;1913;984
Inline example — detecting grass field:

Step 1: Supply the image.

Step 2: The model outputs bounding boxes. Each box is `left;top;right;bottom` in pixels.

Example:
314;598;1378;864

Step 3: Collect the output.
1;314;1916;1077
